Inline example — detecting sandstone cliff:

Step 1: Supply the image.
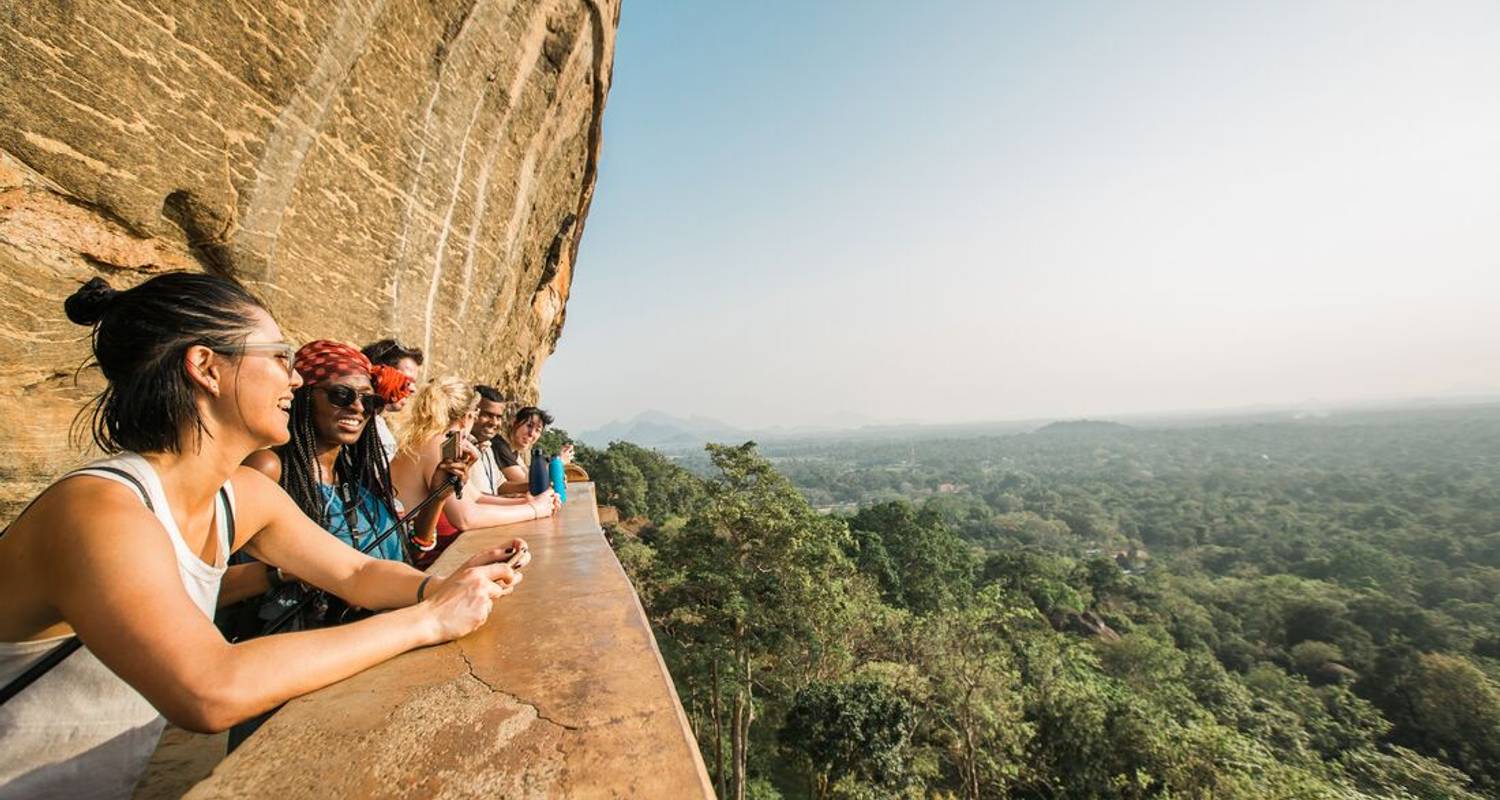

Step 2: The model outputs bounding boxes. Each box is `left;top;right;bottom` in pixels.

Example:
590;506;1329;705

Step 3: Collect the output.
0;0;618;518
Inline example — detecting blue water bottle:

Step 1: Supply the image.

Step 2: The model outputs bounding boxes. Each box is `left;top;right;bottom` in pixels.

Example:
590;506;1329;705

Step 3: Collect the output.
549;456;567;503
528;448;549;496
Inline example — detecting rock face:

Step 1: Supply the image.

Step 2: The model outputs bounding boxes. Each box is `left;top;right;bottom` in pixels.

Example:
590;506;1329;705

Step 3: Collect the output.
0;0;618;518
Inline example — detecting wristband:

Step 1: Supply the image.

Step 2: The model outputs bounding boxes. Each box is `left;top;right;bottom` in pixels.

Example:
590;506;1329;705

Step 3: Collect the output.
417;576;434;603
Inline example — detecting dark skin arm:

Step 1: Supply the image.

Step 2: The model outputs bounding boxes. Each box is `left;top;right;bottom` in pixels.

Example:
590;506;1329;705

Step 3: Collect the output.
232;448;467;584
218;563;276;607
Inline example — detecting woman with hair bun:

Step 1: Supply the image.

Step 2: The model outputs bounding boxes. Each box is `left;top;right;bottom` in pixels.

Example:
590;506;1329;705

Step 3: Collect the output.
390;377;557;567
0;273;529;799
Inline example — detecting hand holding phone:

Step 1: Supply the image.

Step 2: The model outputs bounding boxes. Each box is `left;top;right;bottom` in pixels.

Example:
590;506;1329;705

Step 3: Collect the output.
442;430;463;462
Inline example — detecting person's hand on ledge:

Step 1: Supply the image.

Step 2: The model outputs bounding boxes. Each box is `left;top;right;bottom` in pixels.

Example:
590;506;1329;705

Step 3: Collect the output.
420;544;525;642
503;537;532;569
529;490;557;519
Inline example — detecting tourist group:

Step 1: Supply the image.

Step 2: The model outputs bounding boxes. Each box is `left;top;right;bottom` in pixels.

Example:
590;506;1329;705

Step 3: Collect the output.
0;272;574;798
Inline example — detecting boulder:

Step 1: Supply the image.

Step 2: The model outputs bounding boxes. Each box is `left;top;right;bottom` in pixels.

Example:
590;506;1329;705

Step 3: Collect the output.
0;0;618;519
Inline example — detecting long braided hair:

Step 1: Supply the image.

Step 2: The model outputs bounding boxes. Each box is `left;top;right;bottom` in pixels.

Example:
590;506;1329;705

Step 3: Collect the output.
277;385;398;536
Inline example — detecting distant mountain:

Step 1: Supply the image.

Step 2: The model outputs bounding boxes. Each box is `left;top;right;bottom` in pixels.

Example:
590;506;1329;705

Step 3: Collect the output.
580;410;1045;450
578;411;749;449
577;398;1500;452
1036;419;1133;434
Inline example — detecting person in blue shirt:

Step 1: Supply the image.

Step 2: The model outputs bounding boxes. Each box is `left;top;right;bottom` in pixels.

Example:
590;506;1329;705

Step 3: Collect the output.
244;340;467;569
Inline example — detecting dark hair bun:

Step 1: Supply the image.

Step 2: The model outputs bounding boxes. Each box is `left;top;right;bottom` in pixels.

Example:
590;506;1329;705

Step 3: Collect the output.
65;277;120;325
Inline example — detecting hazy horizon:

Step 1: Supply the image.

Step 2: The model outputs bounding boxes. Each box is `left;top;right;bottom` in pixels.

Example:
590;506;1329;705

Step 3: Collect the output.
542;1;1500;433
575;390;1500;439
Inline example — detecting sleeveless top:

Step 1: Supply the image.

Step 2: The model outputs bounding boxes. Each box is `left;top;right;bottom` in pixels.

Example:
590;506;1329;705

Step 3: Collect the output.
0;453;234;800
318;482;402;562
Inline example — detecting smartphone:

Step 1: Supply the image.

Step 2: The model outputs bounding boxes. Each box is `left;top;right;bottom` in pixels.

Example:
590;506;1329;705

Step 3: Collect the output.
442;430;462;462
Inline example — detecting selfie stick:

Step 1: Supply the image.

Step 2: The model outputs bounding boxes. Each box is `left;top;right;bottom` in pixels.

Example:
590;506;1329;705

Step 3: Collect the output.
261;474;462;636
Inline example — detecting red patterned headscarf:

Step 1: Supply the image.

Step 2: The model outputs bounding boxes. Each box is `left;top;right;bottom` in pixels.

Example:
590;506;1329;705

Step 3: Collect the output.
294;339;415;405
294;340;368;385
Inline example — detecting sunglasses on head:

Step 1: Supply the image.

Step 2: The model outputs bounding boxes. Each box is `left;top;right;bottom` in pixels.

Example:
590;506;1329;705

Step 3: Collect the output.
320;384;386;415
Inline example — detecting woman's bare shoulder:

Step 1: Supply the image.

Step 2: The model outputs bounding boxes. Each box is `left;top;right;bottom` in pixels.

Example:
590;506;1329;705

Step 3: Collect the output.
6;474;167;557
32;472;154;515
228;464;298;519
242;449;282;482
395;434;445;469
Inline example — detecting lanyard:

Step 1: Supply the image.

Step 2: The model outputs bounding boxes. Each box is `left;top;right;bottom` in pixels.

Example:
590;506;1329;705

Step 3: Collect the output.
328;481;368;551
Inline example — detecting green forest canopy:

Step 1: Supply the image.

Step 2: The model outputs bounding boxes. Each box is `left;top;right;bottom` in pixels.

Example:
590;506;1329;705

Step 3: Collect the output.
567;405;1500;799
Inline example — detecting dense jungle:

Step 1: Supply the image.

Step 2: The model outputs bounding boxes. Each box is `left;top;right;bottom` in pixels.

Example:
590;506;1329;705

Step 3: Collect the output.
560;404;1500;799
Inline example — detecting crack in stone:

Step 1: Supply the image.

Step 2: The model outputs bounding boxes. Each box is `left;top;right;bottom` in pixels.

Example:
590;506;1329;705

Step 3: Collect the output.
456;645;583;732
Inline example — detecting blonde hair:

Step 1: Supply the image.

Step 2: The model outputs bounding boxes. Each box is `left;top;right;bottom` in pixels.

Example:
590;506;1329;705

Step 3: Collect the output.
397;376;478;456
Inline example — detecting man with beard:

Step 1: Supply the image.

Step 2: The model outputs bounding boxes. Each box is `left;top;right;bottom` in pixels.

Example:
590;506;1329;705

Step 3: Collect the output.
470;385;513;495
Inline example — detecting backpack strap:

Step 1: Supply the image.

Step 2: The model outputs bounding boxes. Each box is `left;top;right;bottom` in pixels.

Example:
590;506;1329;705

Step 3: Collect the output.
218;485;236;552
337;481;364;551
80;465;156;513
0;638;82;706
0;465;157;706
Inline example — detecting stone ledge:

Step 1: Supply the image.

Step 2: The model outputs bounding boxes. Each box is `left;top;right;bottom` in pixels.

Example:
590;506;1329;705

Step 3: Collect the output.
186;483;714;799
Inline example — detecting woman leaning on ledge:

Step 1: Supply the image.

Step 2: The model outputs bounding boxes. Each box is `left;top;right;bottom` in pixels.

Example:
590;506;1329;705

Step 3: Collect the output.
0;273;527;800
389;377;557;568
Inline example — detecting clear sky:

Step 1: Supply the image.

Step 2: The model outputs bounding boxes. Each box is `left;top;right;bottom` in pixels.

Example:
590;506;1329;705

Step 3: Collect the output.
541;0;1500;433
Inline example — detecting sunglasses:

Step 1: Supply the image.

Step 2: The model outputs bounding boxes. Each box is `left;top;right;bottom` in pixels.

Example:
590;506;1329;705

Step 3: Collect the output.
320;384;386;416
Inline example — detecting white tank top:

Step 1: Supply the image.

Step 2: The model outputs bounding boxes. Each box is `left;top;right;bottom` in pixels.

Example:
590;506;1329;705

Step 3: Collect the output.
0;453;233;800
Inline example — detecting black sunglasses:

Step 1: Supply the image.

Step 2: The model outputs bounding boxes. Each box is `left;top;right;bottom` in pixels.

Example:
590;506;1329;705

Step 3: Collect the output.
320;384;386;416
